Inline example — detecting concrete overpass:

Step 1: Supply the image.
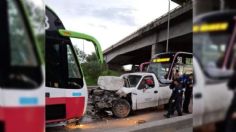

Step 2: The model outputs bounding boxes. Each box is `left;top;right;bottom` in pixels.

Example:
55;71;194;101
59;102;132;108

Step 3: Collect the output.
193;0;236;16
104;1;192;69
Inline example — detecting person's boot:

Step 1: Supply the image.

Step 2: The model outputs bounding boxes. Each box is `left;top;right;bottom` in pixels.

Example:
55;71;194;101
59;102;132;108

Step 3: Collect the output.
178;113;182;116
183;110;190;114
164;113;170;118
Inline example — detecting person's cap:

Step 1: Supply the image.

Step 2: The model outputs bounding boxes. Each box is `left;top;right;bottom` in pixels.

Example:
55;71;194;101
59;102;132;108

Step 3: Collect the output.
145;79;154;85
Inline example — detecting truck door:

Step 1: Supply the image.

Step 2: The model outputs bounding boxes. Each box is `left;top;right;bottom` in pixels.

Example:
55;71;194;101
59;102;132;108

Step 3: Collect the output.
134;75;158;110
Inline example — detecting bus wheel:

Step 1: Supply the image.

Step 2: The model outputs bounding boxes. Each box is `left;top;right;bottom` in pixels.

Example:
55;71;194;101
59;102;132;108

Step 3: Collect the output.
112;99;131;118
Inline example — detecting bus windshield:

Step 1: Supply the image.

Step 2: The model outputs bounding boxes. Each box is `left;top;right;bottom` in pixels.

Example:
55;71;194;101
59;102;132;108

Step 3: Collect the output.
45;36;83;89
194;32;234;79
149;62;171;81
148;53;174;83
0;0;43;89
194;33;229;67
8;0;37;66
193;12;236;80
148;53;193;83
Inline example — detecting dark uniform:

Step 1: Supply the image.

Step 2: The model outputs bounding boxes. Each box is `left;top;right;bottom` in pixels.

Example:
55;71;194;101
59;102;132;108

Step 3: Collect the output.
166;82;178;116
164;79;184;118
183;75;193;113
225;69;236;132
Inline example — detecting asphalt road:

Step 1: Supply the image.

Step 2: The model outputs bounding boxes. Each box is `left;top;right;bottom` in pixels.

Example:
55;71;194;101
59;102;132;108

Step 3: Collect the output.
46;106;192;132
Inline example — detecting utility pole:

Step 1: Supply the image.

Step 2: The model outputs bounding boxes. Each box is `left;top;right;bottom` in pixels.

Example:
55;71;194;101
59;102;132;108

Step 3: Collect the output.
83;40;84;53
166;0;170;52
83;40;85;61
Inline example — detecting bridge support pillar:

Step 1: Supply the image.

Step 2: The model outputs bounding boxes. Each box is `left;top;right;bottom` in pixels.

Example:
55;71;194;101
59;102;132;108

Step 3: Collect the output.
155;43;167;55
151;44;156;58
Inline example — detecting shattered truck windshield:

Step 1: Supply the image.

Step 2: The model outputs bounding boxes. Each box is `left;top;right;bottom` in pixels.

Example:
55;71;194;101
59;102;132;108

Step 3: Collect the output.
125;75;142;87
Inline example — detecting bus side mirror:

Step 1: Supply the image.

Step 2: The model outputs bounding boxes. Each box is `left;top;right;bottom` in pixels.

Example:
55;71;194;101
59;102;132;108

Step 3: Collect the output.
206;68;233;78
206;63;233;78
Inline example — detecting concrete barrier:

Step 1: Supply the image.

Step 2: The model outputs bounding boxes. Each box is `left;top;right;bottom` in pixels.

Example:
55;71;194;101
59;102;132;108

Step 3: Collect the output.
87;86;98;89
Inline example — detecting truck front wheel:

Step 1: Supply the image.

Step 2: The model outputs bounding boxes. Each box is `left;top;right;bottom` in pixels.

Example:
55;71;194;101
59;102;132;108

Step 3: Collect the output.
112;99;131;118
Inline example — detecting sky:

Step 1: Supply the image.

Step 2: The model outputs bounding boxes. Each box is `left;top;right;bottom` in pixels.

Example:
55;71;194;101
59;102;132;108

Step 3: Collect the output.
46;0;179;54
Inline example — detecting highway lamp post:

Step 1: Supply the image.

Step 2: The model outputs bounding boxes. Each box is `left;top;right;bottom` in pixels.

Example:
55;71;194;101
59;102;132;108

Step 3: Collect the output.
166;0;170;52
220;0;225;11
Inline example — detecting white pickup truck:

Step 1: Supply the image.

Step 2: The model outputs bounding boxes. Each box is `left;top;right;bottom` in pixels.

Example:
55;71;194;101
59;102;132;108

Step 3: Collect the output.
89;72;172;118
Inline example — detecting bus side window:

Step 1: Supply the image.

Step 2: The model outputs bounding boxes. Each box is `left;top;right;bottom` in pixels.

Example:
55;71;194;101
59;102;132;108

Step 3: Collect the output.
66;45;82;88
67;45;81;79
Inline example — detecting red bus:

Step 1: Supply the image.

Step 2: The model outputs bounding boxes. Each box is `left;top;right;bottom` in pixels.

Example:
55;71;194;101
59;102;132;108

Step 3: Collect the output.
45;7;103;126
0;0;44;131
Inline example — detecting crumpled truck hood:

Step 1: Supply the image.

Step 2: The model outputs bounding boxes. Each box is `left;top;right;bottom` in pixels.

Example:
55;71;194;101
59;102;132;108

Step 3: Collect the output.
97;76;124;91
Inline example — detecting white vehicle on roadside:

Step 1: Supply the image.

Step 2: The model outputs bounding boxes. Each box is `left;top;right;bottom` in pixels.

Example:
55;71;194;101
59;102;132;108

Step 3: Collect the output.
193;11;236;127
90;72;172;118
193;57;233;127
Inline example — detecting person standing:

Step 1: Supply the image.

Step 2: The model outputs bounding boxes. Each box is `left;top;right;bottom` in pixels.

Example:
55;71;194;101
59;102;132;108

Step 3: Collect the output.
183;74;193;113
164;78;184;118
165;79;178;117
180;73;188;87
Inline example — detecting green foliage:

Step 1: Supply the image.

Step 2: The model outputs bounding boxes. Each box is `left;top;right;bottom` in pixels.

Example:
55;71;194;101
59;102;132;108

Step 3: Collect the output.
80;52;121;86
74;46;87;63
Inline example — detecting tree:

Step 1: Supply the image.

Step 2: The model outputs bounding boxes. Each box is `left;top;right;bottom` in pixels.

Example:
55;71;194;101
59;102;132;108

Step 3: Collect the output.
81;53;103;84
74;46;87;63
82;52;120;85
